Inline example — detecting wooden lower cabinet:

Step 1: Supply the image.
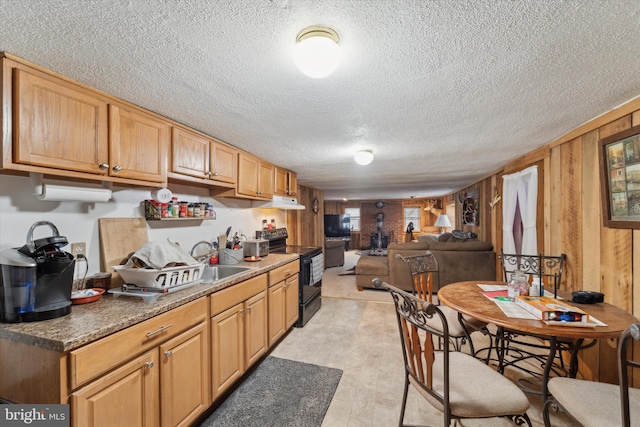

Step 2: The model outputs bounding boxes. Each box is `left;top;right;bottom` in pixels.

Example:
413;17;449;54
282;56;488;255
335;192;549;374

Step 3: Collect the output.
71;349;160;427
210;274;268;401
268;261;300;345
244;291;268;368
211;303;245;398
70;298;209;427
268;274;299;345
159;321;210;427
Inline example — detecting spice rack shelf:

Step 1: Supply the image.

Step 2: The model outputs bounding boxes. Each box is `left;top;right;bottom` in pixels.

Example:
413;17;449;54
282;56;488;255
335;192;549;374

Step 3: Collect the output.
144;200;216;221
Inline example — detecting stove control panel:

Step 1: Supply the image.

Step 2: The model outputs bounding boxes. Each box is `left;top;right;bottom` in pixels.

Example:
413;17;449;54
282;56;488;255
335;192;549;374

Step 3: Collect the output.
255;228;288;241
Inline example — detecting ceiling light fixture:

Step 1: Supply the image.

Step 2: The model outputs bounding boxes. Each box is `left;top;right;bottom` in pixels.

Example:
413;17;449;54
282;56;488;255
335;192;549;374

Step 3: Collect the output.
354;149;374;165
293;26;341;78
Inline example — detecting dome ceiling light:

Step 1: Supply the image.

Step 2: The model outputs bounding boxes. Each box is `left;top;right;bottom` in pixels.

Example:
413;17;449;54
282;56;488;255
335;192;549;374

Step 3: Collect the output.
354;149;374;165
293;26;341;78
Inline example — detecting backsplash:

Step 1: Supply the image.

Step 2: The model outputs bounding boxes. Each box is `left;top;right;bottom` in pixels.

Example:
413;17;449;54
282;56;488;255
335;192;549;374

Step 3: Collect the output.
0;175;285;279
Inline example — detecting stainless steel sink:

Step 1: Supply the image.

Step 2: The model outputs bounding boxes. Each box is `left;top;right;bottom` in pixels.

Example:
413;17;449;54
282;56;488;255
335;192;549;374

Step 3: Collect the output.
201;265;252;283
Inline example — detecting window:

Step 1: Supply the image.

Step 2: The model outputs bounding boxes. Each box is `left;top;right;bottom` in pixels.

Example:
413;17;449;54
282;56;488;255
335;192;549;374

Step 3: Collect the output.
404;207;421;232
345;208;360;231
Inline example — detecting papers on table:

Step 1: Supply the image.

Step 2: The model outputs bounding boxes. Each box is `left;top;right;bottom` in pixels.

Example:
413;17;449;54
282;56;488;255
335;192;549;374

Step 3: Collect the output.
494;300;540;319
478;284;508;292
477;284;607;326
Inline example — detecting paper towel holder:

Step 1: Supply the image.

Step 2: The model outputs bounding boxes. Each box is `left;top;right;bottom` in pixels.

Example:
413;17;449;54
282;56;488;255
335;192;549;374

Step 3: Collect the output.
30;173;113;202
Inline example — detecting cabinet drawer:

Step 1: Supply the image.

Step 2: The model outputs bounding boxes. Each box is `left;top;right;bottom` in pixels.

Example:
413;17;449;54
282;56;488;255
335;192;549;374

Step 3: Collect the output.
69;297;207;389
268;261;299;286
210;274;267;316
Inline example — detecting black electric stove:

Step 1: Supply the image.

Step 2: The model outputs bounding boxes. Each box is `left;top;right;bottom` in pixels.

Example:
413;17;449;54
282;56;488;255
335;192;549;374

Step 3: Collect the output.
257;228;323;327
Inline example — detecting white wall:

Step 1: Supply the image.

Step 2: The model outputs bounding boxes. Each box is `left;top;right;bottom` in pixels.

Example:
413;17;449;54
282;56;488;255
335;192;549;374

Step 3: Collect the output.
0;174;286;279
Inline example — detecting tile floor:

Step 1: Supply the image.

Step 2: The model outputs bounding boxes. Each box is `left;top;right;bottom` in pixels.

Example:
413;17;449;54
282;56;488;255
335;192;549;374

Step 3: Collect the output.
270;251;578;427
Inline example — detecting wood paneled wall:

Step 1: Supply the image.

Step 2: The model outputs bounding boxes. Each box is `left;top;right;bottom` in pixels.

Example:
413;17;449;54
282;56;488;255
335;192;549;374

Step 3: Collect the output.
286;185;324;248
456;98;640;385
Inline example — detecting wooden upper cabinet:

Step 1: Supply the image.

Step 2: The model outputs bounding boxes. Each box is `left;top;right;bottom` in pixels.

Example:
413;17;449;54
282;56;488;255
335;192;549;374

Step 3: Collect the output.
258;161;274;199
274;167;288;196
237;152;260;197
13;67;109;174
109;104;168;183
170;127;236;187
288;171;298;196
210;139;236;184
274;167;298;197
171;126;209;179
237;152;273;199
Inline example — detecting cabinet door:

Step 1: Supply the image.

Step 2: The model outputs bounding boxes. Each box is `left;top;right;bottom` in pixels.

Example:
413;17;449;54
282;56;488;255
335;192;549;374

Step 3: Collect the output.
285;275;300;329
171;127;209;179
160;321;210;427
268;281;286;346
288;171;298;196
236;152;259;197
109;104;168;183
245;290;268;368
211;303;245;400
210;140;236;184
274;167;288;196
258;161;274;199
72;350;159;427
14;68;109;174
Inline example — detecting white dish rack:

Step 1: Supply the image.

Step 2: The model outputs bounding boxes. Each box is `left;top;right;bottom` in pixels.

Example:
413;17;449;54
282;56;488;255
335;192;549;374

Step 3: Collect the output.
112;263;204;289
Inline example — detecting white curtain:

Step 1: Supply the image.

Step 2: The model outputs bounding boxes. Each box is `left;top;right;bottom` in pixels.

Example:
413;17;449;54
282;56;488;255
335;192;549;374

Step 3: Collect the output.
502;166;538;255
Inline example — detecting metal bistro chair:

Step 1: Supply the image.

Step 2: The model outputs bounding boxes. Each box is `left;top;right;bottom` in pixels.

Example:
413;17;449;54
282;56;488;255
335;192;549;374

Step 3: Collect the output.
373;278;531;427
543;323;640;427
396;253;485;354
487;252;578;388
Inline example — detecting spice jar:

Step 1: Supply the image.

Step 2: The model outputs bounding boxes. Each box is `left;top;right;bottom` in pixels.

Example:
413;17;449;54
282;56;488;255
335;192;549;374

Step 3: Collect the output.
179;201;188;217
170;197;179;217
92;272;112;290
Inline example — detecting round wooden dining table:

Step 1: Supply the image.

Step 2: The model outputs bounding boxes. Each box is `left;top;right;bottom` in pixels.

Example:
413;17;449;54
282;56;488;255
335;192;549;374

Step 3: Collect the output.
438;281;638;403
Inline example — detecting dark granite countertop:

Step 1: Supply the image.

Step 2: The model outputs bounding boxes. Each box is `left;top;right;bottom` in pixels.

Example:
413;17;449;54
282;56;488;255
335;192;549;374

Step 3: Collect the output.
0;254;299;353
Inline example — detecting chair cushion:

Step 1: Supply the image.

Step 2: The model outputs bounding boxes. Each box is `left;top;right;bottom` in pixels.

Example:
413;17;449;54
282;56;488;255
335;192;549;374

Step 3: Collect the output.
548;377;640;427
426;306;485;338
410;351;530;419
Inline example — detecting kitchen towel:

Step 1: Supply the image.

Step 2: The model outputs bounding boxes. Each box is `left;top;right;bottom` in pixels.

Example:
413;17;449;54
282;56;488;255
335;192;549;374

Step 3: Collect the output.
311;253;324;285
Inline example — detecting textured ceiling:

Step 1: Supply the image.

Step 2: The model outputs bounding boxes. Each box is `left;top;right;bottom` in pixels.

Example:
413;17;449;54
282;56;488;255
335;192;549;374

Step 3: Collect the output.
1;0;640;200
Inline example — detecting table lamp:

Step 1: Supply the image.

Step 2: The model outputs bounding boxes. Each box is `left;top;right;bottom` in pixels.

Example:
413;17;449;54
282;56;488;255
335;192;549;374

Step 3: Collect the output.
434;215;452;234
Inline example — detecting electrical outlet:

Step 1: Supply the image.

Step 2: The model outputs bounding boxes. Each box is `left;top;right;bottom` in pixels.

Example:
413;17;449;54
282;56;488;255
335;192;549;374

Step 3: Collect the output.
71;242;86;257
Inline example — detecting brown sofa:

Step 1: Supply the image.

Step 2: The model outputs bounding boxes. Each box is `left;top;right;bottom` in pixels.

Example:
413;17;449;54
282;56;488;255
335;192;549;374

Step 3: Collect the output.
355;233;496;292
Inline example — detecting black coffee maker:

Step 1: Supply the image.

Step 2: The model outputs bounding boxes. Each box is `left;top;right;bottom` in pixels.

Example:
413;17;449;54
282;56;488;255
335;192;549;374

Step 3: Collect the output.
0;221;75;322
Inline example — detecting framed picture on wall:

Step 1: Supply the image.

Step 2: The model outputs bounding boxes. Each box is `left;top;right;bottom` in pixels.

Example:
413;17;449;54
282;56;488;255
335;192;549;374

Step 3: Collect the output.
599;124;640;229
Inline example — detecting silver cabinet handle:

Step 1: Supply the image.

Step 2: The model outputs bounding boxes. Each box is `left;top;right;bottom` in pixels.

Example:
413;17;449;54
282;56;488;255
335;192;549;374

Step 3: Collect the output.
165;350;172;358
112;165;122;172
146;324;173;337
212;171;219;176
146;361;154;369
99;163;109;170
